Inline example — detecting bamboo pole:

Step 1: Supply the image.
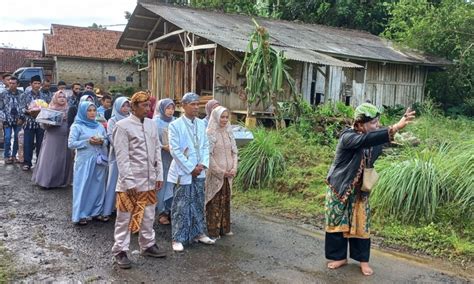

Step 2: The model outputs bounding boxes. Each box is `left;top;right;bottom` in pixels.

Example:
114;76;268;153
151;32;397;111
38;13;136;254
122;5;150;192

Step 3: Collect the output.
191;33;196;93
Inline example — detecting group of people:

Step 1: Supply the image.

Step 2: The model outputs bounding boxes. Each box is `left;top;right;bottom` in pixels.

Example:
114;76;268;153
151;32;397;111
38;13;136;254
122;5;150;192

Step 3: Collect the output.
69;91;238;268
1;75;238;270
1;71;417;276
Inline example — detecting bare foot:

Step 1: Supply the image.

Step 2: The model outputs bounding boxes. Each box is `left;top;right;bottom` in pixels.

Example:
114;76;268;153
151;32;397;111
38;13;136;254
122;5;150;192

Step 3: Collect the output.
360;262;373;276
327;259;347;269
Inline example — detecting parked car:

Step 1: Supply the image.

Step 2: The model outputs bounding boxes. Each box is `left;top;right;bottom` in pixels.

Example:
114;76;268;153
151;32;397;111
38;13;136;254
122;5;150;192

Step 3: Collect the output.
12;67;45;89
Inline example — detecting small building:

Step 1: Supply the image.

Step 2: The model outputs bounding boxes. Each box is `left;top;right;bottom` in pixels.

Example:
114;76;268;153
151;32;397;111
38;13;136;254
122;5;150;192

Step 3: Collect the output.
40;24;144;89
118;1;449;116
0;48;42;77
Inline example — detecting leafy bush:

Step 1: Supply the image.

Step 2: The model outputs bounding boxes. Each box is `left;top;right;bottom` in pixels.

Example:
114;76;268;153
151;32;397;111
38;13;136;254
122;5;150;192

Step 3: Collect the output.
108;85;136;97
295;102;352;145
235;128;285;190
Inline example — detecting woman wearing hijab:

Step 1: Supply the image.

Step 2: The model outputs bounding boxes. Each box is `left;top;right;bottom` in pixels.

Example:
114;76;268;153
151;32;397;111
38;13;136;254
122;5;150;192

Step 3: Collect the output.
101;97;131;221
203;99;220;127
154;98;176;225
205;106;238;238
325;103;415;276
68;101;108;225
67;94;96;127
32;91;73;188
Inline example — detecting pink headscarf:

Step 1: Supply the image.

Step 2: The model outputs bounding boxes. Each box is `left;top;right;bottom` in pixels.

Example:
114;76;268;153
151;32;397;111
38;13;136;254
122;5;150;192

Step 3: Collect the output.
205;99;220;120
49;91;68;112
49;91;69;120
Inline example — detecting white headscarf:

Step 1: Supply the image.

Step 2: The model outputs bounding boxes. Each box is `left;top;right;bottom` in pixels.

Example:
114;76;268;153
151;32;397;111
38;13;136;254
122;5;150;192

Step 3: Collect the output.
207;106;238;155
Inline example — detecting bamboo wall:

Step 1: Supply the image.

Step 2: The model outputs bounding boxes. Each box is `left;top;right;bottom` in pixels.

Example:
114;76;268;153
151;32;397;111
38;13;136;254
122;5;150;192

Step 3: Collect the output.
363;62;427;107
149;55;186;101
213;47;253;112
300;61;428;107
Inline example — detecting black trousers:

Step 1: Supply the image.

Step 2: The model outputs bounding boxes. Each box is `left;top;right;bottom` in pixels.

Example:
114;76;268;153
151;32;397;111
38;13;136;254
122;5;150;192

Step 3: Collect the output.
325;232;370;262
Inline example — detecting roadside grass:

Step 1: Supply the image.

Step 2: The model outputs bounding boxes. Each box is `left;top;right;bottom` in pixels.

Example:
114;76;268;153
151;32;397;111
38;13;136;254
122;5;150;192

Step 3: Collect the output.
234;110;474;263
372;219;474;264
0;242;14;282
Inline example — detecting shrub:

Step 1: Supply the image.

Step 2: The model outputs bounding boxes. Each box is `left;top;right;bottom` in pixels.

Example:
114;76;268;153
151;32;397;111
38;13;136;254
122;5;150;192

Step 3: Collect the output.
108;85;136;97
235;128;285;190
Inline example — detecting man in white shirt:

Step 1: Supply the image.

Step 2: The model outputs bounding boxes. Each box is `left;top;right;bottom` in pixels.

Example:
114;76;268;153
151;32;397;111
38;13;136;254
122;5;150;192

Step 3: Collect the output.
168;92;215;252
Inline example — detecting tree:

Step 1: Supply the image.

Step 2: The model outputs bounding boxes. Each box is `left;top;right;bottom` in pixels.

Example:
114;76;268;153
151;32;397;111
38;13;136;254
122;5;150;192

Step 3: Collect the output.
188;0;394;35
280;0;395;35
241;19;297;128
124;52;148;68
89;23;107;29
383;0;474;115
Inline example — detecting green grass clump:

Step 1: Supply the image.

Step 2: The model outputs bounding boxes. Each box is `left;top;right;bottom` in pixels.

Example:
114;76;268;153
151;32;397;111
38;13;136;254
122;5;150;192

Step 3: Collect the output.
0;242;14;282
372;139;474;223
236;128;285;190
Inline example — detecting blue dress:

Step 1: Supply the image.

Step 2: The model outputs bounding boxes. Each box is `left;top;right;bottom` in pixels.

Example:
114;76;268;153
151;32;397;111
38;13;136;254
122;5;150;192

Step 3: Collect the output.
68;123;108;222
102;117;119;217
155;117;176;215
102;97;130;217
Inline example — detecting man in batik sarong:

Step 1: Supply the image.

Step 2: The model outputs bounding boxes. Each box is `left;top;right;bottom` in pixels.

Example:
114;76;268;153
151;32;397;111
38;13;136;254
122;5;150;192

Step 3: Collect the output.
168;92;215;252
111;91;167;269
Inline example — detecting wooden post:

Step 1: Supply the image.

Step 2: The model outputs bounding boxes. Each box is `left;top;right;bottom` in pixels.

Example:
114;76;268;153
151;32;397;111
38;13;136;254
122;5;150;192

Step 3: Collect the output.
324;65;330;102
148;44;153;96
184;33;188;92
191;33;196;93
212;46;217;98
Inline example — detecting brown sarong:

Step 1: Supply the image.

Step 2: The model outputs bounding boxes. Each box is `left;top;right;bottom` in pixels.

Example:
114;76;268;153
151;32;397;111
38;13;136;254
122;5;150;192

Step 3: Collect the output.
116;189;157;233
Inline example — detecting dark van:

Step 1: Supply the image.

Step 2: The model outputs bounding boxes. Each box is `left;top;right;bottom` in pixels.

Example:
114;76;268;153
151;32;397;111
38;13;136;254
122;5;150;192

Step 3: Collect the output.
13;67;45;89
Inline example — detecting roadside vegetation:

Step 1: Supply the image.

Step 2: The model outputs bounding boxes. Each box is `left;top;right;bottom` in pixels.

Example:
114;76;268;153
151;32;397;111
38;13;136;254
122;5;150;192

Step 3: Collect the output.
0;242;14;282
233;101;474;265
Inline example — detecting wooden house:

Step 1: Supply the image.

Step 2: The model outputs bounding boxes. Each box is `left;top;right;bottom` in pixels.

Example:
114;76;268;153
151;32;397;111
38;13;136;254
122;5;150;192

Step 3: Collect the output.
117;1;449;118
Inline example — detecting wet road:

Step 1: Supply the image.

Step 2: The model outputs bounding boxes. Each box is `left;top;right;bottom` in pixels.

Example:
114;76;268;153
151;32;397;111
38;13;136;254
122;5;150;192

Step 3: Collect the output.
0;160;472;283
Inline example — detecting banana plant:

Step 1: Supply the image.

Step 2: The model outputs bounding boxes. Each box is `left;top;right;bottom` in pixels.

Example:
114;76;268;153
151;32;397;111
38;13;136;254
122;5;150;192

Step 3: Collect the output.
241;19;297;129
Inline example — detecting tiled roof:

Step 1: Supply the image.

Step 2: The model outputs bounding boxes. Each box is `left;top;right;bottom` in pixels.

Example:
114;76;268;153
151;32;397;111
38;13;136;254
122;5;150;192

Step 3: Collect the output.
0;48;42;73
44;24;136;61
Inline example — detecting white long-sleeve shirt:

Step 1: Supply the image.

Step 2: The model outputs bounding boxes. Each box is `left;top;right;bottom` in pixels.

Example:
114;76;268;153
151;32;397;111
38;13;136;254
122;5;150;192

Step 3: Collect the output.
168;115;209;185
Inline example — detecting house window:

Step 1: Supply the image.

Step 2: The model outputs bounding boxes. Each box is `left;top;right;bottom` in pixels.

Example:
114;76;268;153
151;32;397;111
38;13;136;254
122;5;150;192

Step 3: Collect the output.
126;76;133;82
108;76;116;82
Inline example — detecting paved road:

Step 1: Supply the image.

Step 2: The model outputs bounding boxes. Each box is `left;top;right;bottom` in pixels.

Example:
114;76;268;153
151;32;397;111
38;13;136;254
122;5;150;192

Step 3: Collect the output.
0;160;471;283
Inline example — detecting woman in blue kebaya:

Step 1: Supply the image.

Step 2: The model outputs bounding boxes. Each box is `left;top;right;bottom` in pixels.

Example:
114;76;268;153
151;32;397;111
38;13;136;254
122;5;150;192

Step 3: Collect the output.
68;101;108;225
101;97;130;221
154;98;176;225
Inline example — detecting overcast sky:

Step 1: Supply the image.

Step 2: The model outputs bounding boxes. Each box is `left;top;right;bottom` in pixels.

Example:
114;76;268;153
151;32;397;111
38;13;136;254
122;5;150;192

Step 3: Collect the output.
0;0;137;50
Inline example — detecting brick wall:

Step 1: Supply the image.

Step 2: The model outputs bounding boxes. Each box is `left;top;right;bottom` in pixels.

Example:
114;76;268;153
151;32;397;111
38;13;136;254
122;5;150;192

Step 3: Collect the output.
55;57;147;90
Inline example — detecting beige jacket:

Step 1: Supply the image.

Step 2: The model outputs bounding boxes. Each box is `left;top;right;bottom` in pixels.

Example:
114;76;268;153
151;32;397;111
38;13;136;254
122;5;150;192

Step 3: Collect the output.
205;130;238;204
113;114;163;192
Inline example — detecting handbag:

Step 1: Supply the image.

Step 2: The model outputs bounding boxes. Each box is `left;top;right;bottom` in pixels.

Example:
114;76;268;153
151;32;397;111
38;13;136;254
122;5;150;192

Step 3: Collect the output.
95;147;108;166
361;149;379;193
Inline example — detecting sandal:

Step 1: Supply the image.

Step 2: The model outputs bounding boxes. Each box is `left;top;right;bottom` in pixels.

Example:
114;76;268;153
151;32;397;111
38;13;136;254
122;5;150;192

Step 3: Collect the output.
22;165;30;171
96;216;110;222
5;157;13;164
78;219;88;226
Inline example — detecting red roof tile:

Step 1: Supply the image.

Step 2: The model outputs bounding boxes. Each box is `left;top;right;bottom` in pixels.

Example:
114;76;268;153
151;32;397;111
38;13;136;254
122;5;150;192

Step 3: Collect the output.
0;48;42;73
44;24;136;61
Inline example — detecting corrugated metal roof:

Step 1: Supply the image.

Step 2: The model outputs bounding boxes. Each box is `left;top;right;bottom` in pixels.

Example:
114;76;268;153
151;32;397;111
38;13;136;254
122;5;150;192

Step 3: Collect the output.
118;3;450;66
271;46;361;68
